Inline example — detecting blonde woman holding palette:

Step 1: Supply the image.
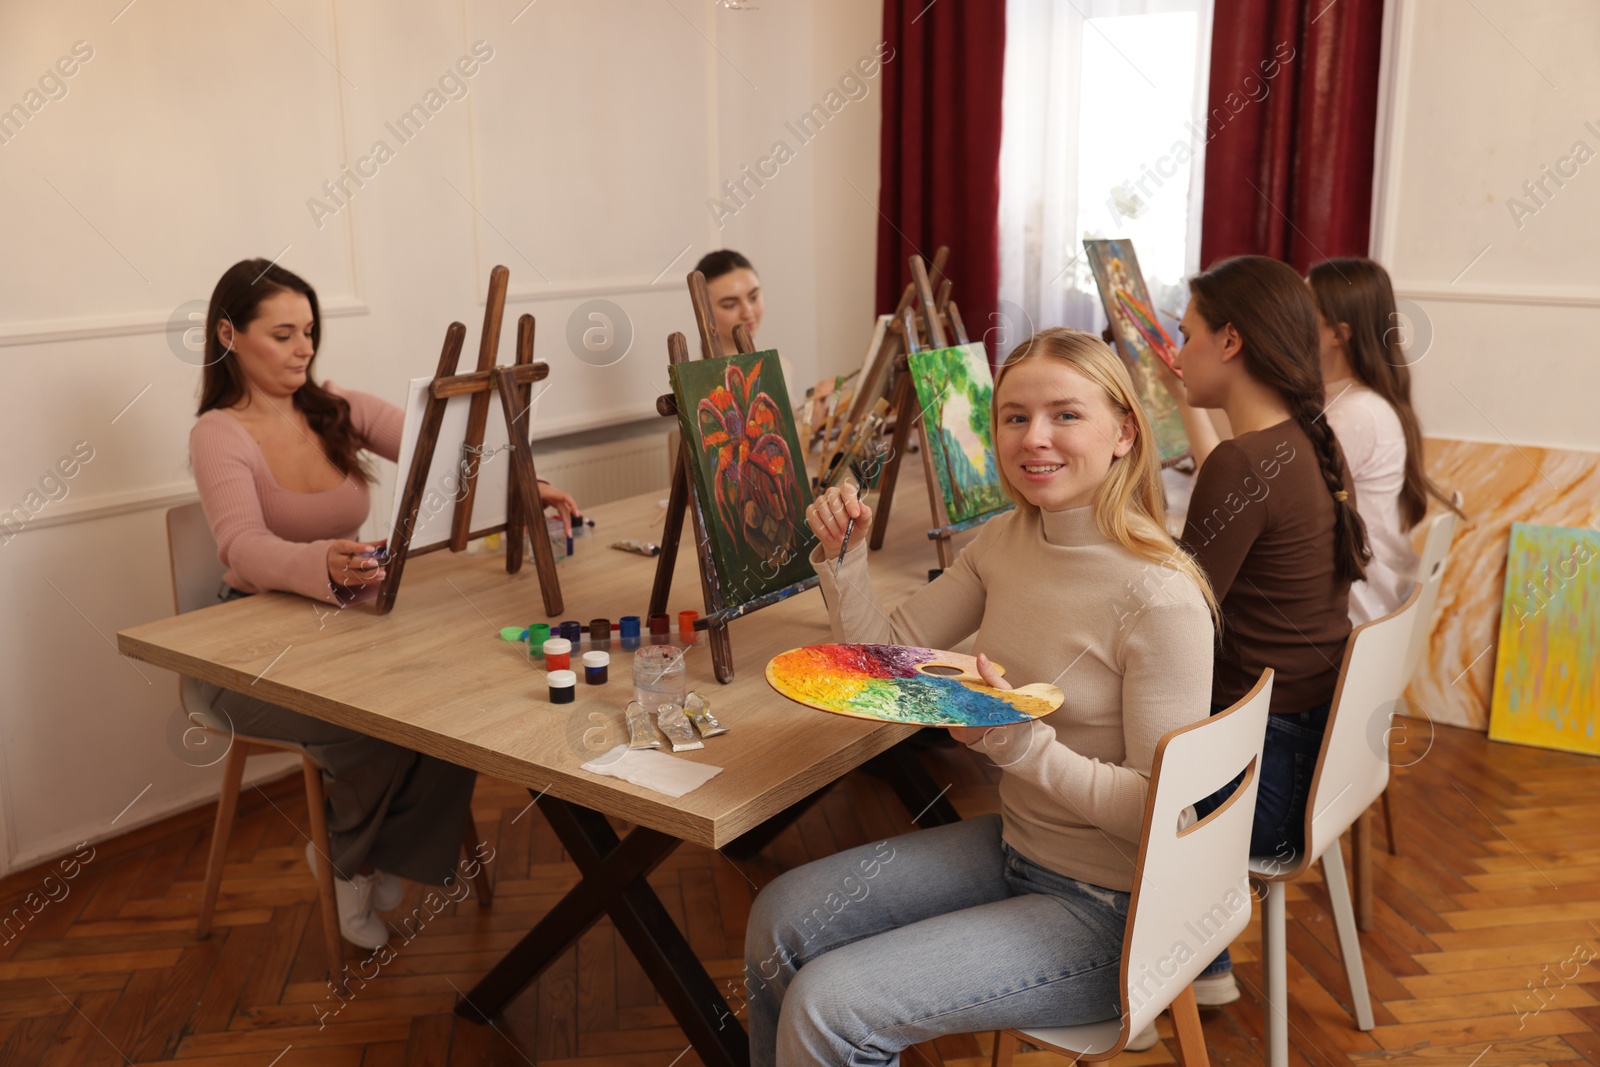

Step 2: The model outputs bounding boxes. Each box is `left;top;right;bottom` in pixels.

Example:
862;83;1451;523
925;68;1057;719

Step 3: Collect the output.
742;328;1219;1066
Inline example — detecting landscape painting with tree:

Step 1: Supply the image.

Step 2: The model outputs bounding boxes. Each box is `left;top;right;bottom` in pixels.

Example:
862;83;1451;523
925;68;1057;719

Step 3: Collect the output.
670;349;817;607
906;342;1009;525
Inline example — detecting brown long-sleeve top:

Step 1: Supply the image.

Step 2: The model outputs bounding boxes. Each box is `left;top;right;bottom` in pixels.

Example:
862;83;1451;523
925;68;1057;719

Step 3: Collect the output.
1180;419;1351;715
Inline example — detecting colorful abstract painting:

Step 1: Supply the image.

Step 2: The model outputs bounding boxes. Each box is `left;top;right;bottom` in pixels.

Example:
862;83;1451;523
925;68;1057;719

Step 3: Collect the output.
906;342;1009;525
1083;239;1191;465
1488;523;1600;757
766;644;1063;728
671;349;817;608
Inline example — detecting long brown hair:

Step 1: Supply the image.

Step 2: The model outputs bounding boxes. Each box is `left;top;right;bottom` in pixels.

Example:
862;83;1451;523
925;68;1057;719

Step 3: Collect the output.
1188;256;1371;585
1307;257;1459;529
993;327;1220;627
197;259;374;484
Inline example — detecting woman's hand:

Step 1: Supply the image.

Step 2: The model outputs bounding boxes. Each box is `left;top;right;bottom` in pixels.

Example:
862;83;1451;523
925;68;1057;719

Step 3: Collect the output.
805;482;872;556
328;539;386;588
950;653;1011;744
540;482;580;537
1151;341;1186;403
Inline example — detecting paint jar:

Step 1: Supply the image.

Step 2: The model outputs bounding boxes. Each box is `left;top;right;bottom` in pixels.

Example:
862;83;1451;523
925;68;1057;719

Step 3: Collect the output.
678;610;699;643
542;638;572;671
583;650;610;685
590;618;611;652
620;616;642;650
527;623;551;661
632;645;687;715
559;620;583;645
648;613;671;642
548;669;576;704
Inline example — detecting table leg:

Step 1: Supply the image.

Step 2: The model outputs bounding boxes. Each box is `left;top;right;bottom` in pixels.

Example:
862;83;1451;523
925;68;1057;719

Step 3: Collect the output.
456;793;750;1067
869;742;962;827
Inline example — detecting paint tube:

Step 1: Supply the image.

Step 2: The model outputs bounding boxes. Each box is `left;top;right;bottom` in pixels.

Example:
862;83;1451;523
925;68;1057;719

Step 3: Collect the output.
683;691;727;738
625;701;662;750
655;702;703;753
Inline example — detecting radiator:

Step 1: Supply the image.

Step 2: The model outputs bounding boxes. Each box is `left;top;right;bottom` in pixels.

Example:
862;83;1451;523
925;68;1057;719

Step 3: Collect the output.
535;432;673;508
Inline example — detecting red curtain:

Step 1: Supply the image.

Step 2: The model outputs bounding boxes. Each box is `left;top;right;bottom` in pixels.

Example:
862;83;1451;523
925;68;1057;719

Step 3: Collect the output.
1199;0;1386;272
875;0;1006;355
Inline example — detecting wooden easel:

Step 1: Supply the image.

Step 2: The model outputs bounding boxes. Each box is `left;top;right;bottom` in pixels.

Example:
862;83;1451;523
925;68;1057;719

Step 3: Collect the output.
648;271;820;684
868;254;1007;572
376;265;564;617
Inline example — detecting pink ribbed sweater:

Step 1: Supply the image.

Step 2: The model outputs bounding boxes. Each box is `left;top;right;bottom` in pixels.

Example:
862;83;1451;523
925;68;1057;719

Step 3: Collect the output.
190;385;402;605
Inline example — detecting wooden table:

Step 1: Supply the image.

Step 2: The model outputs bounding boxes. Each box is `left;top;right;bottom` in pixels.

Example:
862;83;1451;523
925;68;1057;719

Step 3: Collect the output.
118;481;966;1067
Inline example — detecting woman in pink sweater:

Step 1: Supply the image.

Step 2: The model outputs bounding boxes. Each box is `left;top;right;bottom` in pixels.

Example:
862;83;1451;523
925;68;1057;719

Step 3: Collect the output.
189;258;576;949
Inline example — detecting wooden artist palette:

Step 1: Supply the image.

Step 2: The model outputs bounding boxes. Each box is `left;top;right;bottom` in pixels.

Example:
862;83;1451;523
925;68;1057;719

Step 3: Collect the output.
765;644;1063;728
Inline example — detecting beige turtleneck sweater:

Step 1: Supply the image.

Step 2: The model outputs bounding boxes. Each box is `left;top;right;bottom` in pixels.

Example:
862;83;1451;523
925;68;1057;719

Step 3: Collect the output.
809;504;1214;893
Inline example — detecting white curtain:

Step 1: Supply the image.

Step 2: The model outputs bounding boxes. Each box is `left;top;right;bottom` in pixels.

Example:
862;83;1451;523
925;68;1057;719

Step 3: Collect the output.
999;0;1215;342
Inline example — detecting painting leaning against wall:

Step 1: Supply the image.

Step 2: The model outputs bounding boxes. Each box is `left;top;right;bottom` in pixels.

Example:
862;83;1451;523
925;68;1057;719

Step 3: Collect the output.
1488;522;1599;757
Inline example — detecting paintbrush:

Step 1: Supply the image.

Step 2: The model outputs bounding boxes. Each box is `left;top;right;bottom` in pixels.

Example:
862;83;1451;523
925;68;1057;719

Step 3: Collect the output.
834;435;887;577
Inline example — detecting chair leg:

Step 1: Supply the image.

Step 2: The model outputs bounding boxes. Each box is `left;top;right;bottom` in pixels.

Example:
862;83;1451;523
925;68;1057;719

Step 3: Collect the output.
463;813;493;905
1321;842;1376;1031
990;1030;1017;1067
1262;880;1289;1067
300;756;345;979
196;739;251;939
1353;813;1374;932
1169;985;1210;1067
1381;785;1399;855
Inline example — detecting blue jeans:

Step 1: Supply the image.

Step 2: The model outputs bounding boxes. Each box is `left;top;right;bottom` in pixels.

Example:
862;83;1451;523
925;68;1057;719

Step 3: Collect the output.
741;815;1128;1067
1194;702;1330;975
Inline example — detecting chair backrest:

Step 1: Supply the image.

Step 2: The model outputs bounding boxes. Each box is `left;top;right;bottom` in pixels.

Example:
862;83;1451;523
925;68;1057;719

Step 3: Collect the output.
1402;490;1463;686
167;502;227;716
1299;582;1425;867
169;502;226;617
1118;670;1273;1041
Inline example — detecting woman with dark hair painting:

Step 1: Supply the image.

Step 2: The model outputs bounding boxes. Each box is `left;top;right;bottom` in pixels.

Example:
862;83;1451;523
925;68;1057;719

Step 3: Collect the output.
695;249;764;343
1157;255;1370;1005
1309;257;1459;625
189;258;576;949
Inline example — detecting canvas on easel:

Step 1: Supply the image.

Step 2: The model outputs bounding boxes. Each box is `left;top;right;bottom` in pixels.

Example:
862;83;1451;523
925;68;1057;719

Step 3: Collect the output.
1083;238;1190;467
868;253;1009;573
905;342;1006;525
648;272;818;683
376;265;563;617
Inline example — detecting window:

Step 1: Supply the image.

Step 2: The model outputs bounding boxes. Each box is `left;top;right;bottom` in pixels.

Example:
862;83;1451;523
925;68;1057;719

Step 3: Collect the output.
998;0;1214;345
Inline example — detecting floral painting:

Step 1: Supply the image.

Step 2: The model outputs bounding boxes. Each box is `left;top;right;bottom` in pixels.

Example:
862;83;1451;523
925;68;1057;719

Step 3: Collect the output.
671;350;817;607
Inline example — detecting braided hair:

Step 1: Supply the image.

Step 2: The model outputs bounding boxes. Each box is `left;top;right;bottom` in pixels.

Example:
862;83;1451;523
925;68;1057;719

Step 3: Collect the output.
1188;256;1371;585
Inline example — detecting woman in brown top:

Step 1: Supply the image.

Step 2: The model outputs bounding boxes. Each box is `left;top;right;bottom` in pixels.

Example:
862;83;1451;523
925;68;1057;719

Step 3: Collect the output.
1166;255;1370;1004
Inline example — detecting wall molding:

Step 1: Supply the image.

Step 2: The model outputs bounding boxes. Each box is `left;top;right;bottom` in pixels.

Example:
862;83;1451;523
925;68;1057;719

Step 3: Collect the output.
1395;283;1600;309
0;297;369;349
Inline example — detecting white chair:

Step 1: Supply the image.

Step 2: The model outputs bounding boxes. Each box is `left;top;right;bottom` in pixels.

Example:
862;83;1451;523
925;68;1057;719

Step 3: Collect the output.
168;503;493;978
1374;490;1463;857
988;670;1274;1067
1253;585;1424;1067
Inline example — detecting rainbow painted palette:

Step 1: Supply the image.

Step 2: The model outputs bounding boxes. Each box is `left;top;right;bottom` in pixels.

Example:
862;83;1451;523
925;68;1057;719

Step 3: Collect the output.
765;644;1063;728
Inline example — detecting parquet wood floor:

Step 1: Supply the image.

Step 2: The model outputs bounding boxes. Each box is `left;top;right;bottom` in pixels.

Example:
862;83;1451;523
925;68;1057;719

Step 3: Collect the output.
0;720;1594;1067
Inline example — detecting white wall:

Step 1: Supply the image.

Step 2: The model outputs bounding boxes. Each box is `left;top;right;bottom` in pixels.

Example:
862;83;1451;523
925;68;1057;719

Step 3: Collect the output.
1372;0;1600;450
0;0;885;876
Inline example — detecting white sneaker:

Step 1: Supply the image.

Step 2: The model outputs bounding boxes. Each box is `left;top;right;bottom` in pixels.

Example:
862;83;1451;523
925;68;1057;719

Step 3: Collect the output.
371;870;403;912
1193;970;1240;1006
1126;1022;1160;1051
304;841;391;949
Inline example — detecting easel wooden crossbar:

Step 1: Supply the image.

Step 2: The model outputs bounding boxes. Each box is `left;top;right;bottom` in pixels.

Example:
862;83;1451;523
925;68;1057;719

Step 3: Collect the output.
377;264;564;618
